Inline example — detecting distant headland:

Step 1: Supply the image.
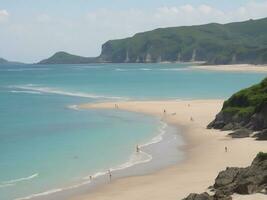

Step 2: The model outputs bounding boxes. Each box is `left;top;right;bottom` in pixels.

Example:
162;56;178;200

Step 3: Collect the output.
37;17;267;65
1;17;266;65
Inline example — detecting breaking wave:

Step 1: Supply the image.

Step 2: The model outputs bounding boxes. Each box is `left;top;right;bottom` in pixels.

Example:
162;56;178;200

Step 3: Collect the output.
9;84;128;100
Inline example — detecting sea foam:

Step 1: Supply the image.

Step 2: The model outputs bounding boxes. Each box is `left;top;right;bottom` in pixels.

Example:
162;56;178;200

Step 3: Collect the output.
14;121;168;200
9;84;128;100
0;173;39;188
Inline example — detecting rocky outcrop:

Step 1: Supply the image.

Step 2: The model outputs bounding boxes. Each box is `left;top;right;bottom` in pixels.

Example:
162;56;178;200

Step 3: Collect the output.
228;129;252;138
254;129;267;140
182;192;214;200
208;101;267;135
213;152;267;196
182;192;232;200
208;78;267;140
182;153;267;200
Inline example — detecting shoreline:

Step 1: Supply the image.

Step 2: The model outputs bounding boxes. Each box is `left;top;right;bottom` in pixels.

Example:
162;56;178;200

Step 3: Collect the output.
190;64;267;73
24;111;184;200
73;99;267;200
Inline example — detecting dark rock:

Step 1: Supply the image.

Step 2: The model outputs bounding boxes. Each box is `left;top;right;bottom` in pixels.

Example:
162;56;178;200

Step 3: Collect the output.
254;129;267;140
207;120;225;129
182;192;233;200
214;153;267;195
182;153;266;200
182;192;214;200
214;190;232;200
221;123;234;131
248;103;267;130
214;167;241;188
228;129;252;138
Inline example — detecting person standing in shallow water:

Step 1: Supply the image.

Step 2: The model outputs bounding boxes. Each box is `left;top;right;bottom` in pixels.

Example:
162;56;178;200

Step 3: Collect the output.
136;145;140;153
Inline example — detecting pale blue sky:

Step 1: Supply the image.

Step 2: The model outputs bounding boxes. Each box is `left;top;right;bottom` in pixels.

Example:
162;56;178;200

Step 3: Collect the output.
0;0;267;62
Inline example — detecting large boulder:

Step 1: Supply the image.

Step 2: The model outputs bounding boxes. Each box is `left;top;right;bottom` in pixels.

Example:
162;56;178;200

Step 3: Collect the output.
254;129;267;140
182;192;213;200
213;152;267;195
182;153;266;200
247;103;267;130
228;129;252;138
182;192;232;200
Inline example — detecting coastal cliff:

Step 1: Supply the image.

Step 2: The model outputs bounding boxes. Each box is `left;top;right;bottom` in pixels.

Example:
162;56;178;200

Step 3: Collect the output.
99;18;267;64
38;17;267;65
208;77;267;140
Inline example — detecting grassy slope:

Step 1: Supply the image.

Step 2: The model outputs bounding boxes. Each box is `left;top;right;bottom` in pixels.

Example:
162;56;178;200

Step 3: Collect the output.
38;52;96;64
222;77;267;118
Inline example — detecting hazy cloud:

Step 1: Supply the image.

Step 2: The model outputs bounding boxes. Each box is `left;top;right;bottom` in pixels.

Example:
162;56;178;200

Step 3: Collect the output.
1;1;267;62
0;9;9;22
36;14;51;23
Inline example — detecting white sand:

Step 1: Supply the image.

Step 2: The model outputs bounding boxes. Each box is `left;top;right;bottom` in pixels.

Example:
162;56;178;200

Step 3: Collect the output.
73;100;267;200
191;64;267;73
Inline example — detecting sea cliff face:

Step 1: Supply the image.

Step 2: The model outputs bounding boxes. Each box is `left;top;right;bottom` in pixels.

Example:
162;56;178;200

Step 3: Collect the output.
99;18;267;64
38;17;267;65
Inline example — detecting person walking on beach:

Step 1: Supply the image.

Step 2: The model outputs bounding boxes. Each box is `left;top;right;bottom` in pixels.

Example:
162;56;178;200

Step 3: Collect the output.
225;146;228;152
163;109;166;114
108;169;112;181
190;117;194;121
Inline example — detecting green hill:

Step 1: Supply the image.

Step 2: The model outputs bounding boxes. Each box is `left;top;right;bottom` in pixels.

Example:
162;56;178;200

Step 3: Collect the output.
38;17;267;64
0;57;23;65
99;17;267;64
0;58;8;64
38;51;97;64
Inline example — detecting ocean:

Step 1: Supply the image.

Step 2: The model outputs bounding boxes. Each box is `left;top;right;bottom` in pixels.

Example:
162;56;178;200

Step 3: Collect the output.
0;63;266;200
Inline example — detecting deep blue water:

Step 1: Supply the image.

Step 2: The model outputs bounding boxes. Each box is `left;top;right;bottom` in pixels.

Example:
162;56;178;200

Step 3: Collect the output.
0;63;266;200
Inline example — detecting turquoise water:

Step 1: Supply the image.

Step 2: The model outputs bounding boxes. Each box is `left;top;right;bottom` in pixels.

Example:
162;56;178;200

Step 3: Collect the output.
0;63;266;200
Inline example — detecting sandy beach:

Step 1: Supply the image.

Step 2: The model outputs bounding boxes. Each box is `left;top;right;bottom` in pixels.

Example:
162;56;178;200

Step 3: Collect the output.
73;100;267;200
191;64;267;73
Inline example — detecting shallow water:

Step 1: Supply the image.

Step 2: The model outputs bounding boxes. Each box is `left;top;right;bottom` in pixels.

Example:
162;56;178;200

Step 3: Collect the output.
0;63;265;200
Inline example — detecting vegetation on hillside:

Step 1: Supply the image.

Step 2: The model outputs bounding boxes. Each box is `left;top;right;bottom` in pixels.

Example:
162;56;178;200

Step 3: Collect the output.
222;77;267;118
100;17;267;64
38;52;97;64
38;17;267;64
